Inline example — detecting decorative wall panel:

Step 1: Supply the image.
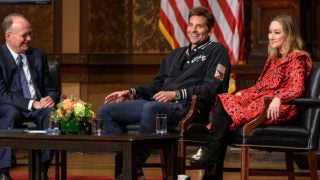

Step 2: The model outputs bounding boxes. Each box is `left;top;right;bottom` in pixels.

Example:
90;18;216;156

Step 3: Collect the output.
133;0;171;53
81;0;130;53
80;0;171;54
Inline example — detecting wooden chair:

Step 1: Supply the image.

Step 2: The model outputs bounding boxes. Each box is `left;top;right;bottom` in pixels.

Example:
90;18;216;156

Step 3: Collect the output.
229;61;320;180
178;61;320;179
114;70;231;179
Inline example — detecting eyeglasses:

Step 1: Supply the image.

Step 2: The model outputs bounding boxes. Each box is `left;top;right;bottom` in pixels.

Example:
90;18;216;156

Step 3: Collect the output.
10;31;33;39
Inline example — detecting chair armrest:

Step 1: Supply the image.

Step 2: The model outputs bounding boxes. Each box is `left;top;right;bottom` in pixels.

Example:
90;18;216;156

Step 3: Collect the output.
242;97;320;136
242;97;272;136
289;98;320;107
178;95;199;132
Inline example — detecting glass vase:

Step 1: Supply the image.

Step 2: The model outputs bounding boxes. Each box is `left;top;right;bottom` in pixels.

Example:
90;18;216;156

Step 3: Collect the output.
60;120;79;134
78;121;92;135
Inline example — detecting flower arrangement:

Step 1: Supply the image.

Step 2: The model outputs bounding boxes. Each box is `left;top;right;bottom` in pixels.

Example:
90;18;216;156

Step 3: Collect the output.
50;95;95;122
50;95;95;134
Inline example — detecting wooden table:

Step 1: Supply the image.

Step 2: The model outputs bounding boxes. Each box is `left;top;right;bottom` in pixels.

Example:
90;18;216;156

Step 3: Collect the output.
0;133;179;180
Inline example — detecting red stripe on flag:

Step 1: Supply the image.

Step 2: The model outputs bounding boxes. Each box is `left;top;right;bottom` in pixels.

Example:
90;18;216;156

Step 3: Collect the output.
214;22;237;65
159;9;180;48
185;0;193;10
168;0;189;42
217;1;236;34
237;0;245;63
199;0;209;7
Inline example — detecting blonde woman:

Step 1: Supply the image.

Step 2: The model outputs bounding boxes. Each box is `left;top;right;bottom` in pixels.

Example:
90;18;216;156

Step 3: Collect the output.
190;14;312;180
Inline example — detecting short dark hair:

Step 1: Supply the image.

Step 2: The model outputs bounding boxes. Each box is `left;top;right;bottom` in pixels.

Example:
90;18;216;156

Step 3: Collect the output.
188;6;214;30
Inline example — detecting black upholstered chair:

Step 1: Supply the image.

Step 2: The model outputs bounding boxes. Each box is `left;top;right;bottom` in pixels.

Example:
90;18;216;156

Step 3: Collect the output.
48;61;61;95
16;61;66;180
229;61;320;180
179;61;320;179
21;61;61;129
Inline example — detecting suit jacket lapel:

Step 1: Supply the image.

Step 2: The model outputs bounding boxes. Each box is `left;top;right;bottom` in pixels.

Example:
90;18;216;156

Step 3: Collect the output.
1;44;18;72
26;53;41;99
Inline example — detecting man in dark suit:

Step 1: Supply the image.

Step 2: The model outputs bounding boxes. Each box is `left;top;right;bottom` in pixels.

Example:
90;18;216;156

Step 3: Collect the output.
0;13;59;180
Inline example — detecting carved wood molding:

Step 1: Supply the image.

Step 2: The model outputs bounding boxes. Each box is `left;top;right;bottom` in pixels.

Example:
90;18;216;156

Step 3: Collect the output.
249;0;301;64
47;53;164;65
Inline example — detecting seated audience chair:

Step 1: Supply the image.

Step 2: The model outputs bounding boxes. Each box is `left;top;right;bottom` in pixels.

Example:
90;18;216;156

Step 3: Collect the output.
15;61;66;180
179;61;320;179
229;61;320;180
114;71;230;179
21;61;61;129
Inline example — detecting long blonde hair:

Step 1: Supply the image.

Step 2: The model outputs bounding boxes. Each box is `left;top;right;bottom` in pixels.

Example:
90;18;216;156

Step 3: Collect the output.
268;15;306;59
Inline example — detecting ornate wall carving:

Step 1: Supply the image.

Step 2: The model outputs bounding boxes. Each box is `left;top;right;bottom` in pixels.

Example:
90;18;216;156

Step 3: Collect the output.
80;0;171;54
81;0;130;53
133;0;171;53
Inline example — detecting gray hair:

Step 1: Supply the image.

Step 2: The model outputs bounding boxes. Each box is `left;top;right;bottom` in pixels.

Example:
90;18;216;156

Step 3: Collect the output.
2;13;27;33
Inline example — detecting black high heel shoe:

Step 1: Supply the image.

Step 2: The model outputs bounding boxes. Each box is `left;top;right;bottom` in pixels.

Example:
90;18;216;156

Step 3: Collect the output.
190;147;224;179
189;147;214;168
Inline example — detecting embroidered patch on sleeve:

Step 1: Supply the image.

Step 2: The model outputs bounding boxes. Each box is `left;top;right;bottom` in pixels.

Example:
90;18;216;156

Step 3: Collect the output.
214;63;226;81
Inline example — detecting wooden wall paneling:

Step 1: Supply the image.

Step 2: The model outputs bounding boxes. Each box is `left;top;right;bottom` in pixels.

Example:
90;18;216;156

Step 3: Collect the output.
243;0;252;63
79;0;89;53
80;0;131;53
231;64;263;91
312;0;320;60
249;0;301;64
133;0;171;53
79;0;133;100
298;0;319;61
53;0;62;54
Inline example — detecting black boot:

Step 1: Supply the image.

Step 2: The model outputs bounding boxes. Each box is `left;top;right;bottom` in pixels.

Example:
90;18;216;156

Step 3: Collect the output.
202;160;224;180
202;163;219;180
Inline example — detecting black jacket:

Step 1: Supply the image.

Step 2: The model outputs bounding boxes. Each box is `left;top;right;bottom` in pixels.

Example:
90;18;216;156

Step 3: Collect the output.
134;40;231;117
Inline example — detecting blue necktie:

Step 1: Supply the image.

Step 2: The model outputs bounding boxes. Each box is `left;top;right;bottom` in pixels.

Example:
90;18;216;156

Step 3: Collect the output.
17;55;31;98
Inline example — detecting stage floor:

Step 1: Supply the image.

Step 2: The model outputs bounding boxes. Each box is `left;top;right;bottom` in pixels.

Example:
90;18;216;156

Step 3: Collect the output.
11;149;318;180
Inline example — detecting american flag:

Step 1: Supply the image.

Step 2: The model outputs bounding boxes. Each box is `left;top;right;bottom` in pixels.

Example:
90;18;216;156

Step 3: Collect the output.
159;0;244;65
159;0;244;93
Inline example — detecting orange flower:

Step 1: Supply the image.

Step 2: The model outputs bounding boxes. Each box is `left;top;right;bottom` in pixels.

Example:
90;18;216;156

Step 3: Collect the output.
57;108;63;118
62;99;74;111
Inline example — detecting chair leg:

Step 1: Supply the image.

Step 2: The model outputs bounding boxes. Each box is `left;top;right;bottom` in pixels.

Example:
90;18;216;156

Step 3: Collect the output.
285;152;295;180
241;146;249;180
308;151;318;180
177;140;186;174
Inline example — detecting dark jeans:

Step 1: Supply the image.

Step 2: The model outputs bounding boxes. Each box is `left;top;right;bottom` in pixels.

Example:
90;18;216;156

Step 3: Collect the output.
98;99;190;134
98;99;190;164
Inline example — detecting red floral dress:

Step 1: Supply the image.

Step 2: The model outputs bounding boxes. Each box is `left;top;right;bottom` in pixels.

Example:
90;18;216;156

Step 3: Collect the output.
218;51;312;130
